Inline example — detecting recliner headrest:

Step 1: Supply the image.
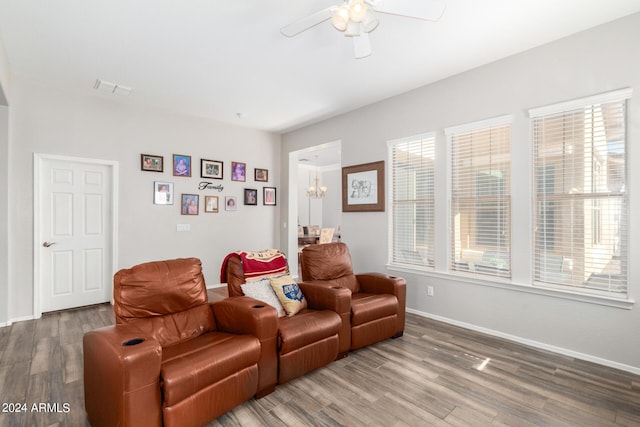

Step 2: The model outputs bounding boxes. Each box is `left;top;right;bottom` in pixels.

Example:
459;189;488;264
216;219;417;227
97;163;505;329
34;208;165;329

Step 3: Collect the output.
114;257;207;321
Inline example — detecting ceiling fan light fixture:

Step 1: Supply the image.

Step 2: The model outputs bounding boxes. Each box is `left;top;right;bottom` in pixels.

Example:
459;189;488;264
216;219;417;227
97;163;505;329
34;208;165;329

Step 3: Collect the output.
349;0;368;22
344;20;362;37
331;5;350;31
362;9;379;33
281;0;445;58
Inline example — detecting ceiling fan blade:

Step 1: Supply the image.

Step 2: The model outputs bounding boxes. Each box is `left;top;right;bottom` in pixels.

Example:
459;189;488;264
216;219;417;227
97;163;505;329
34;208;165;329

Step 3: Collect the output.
280;7;336;37
353;32;372;59
370;0;445;21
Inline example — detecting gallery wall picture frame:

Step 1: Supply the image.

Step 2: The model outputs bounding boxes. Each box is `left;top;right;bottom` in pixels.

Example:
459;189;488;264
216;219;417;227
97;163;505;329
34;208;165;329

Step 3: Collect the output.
141;154;163;172
153;181;174;205
255;168;268;182
244;188;258;205
181;193;199;215
231;161;246;182
173;154;192;177
263;187;276;206
201;159;223;179
204;195;219;213
225;196;237;211
342;160;385;212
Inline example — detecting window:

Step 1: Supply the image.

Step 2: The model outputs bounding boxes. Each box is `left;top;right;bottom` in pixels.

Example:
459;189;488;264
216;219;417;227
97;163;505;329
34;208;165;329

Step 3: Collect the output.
446;117;512;279
530;89;630;298
388;133;435;268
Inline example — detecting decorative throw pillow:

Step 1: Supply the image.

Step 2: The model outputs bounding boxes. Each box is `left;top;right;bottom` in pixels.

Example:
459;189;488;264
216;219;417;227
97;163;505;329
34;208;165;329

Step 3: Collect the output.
269;274;307;316
241;278;286;317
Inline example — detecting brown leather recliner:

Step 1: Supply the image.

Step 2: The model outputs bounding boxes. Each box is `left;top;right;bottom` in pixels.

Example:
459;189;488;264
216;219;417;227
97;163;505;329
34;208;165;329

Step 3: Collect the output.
83;258;278;427
299;242;406;354
223;252;350;384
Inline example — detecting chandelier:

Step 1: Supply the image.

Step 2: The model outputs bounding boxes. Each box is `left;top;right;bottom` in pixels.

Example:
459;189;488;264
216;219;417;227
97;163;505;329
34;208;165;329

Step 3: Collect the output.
307;156;327;199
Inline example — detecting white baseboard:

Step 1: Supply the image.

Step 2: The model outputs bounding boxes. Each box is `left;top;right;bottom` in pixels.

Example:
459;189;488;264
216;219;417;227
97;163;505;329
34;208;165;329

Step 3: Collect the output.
7;314;36;325
407;308;640;376
207;283;227;289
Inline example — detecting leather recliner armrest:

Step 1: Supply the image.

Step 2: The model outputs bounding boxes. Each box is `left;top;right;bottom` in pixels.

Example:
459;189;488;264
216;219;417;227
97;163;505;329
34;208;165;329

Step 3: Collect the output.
298;280;351;313
356;273;407;337
212;296;279;397
298;281;353;356
356;273;406;296
212;296;278;340
83;324;162;427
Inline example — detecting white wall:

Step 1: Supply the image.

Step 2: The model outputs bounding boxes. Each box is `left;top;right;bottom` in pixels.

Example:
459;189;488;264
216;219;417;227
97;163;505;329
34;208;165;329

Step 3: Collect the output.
7;76;281;321
281;13;640;372
0;35;9;104
0;36;10;326
0;106;8;326
321;166;341;231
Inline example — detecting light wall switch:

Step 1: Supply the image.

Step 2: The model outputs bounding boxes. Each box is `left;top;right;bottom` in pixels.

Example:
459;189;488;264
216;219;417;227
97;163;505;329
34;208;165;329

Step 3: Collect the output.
176;224;191;232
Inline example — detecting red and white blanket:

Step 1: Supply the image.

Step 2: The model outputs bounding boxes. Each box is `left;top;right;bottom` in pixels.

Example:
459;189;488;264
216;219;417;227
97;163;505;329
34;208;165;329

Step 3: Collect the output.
220;249;288;283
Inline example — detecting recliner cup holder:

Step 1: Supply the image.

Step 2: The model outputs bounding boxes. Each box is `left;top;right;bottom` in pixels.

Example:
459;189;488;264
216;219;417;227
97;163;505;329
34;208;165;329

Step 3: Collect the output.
122;338;144;346
331;286;343;289
252;305;265;309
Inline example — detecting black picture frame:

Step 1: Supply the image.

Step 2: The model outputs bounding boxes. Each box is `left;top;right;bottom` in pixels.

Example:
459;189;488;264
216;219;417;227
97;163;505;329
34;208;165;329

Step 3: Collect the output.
141;154;163;172
255;168;268;182
263;187;276;206
244;188;258;205
201;159;223;179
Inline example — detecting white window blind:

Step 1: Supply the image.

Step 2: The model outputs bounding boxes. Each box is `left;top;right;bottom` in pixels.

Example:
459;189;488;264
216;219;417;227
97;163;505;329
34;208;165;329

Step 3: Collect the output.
447;118;511;279
389;134;435;268
531;89;630;298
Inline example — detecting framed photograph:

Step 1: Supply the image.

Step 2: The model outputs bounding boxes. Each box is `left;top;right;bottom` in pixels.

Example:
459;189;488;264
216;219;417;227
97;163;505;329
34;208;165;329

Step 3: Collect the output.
173;154;192;177
244;188;258;205
225;196;237;211
263;187;276;206
342;161;385;212
231;161;246;182
181;193;199;215
153;181;173;205
141;154;163;172
204;195;219;213
201;159;223;179
255;168;268;182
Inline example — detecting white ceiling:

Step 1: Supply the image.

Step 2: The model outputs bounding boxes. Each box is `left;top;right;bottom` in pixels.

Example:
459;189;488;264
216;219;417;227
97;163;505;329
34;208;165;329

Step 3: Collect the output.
1;1;639;134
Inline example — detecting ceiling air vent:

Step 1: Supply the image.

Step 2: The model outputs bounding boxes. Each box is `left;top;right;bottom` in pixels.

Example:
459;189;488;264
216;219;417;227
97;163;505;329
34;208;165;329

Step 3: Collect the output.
94;79;132;96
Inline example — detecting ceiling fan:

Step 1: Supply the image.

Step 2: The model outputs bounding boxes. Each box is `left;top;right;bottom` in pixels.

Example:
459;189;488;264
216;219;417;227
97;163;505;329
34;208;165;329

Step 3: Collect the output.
280;0;446;59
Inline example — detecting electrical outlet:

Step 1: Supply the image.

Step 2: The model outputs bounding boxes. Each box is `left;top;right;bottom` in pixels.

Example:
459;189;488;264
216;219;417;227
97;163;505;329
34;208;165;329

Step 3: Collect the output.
427;286;434;297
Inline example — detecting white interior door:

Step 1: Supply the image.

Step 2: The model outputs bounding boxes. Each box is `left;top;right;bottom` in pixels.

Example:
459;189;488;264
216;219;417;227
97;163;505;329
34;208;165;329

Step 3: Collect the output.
37;156;115;313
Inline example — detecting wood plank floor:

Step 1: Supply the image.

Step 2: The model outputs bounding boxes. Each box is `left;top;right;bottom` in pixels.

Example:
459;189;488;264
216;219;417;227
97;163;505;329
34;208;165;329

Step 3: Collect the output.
1;297;639;426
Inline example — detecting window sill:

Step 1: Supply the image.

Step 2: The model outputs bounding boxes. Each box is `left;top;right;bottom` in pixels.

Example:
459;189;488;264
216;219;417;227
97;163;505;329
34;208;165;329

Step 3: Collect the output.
386;264;635;310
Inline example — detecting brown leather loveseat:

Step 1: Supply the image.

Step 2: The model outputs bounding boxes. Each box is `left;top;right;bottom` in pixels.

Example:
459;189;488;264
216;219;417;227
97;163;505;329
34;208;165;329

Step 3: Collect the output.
299;242;406;354
83;258;278;427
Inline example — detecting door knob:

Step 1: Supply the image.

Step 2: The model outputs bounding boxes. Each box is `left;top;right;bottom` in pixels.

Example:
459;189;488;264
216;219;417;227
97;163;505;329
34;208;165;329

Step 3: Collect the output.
42;242;56;248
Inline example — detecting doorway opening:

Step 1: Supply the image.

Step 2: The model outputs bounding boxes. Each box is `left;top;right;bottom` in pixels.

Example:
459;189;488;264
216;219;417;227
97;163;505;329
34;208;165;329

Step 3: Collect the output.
287;141;341;277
